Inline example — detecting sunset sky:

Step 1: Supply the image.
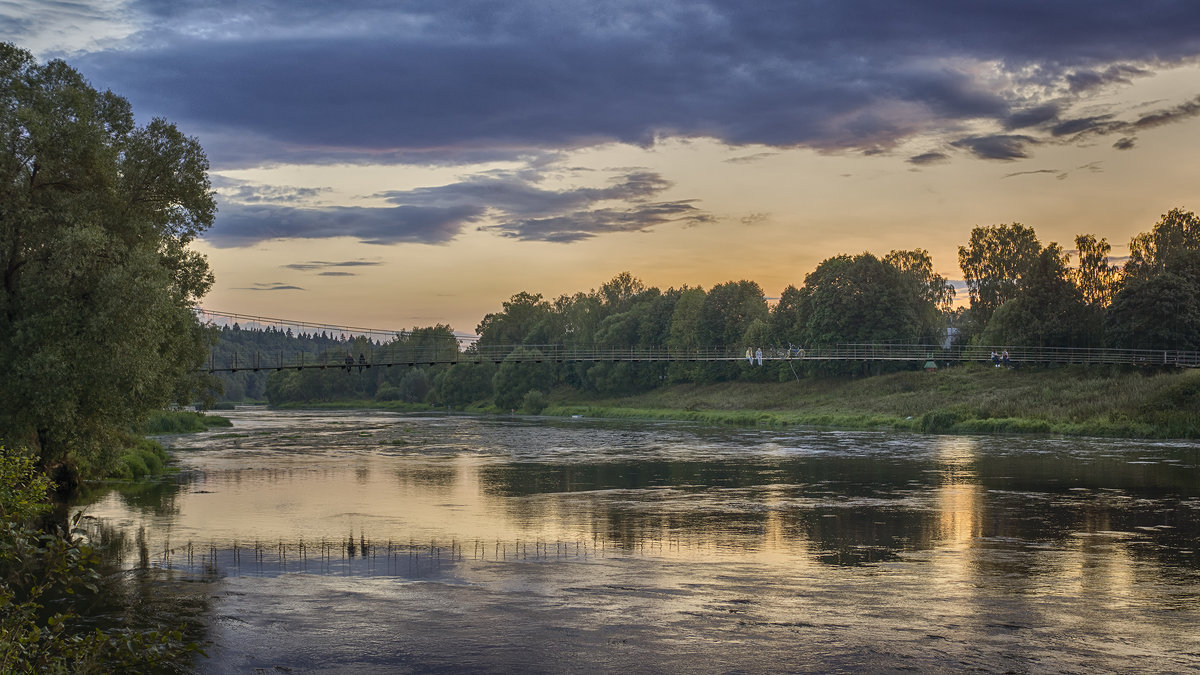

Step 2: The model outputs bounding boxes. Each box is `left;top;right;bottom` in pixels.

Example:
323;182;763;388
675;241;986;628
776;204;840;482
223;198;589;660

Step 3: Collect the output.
6;1;1200;334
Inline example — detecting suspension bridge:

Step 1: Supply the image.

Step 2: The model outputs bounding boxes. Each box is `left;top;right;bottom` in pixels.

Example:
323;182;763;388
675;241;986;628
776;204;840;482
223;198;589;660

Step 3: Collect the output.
196;308;1200;373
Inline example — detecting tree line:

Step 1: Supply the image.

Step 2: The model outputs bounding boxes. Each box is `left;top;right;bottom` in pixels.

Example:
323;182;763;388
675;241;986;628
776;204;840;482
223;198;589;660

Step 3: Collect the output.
254;206;1200;409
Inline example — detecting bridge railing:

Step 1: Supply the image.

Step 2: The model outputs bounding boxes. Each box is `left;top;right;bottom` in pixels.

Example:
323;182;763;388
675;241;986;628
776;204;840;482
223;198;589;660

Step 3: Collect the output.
202;343;1200;372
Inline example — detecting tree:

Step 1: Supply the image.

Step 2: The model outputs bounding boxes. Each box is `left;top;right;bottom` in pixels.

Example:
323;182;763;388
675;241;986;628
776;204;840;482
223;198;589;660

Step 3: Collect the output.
665;286;706;383
694;280;767;382
433;361;497;408
1106;208;1200;350
0;44;215;483
791;253;927;346
957;223;1042;330
1072;234;1119;307
475;291;552;346
1124;207;1200;280
979;244;1099;347
883;248;955;343
492;347;553;409
1106;272;1200;351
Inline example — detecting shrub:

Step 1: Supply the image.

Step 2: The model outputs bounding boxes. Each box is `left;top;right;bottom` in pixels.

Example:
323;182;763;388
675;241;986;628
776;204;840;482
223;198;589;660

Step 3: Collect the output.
521;389;549;415
1;449;202;671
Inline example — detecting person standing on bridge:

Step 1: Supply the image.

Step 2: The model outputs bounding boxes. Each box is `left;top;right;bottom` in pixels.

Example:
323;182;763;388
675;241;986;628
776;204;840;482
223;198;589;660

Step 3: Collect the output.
755;347;763;366
746;347;754;364
344;352;354;372
358;353;367;373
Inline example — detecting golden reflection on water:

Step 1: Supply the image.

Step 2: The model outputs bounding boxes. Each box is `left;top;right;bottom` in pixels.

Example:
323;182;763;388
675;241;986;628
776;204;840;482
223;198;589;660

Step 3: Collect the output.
932;435;983;549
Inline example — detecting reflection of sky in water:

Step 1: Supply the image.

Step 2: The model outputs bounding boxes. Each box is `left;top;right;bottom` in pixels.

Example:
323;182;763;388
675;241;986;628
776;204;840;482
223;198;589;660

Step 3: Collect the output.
79;408;1200;570
75;408;1200;672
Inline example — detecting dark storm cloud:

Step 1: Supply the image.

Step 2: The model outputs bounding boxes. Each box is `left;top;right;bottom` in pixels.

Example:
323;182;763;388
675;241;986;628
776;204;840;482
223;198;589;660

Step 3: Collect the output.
206;169;708;245
1113;137;1137;150
62;1;1200;169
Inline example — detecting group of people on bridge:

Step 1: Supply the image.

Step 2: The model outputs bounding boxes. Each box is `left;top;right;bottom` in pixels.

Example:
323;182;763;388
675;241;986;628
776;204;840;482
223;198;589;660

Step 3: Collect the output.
345;352;367;372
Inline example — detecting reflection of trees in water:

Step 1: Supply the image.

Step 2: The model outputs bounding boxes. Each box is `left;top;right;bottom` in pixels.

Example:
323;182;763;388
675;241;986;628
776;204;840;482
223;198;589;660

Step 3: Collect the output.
473;451;1200;570
477;459;947;564
51;517;216;665
75;473;191;519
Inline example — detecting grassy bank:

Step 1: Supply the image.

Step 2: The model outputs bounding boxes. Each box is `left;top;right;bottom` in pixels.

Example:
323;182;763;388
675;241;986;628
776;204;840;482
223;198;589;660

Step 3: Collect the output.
541;364;1200;438
139;409;233;434
106;410;235;480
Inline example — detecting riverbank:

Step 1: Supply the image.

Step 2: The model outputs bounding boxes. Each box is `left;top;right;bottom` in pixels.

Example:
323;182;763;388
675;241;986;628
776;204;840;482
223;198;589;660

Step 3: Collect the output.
254;364;1200;438
541;364;1200;438
109;410;235;479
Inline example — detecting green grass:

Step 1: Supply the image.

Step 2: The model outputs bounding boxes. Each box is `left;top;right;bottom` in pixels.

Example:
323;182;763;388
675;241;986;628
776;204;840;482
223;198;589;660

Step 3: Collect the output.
139;410;232;434
110;437;171;480
538;364;1200;438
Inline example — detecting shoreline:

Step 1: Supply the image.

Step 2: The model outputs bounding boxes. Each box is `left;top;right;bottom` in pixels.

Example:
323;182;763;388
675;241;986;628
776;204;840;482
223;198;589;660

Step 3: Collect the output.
254;363;1200;439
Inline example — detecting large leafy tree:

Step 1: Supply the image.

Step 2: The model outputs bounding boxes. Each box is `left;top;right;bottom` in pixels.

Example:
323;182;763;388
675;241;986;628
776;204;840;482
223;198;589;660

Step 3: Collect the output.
1124;207;1200;279
788;253;928;346
783;253;935;374
883;248;955;343
957;223;1042;331
0;44;215;482
1106;208;1200;350
979;244;1100;348
475;291;552;346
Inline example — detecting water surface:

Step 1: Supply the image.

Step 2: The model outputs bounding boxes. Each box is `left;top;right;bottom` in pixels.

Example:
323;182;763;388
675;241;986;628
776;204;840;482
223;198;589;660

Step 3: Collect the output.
80;408;1200;673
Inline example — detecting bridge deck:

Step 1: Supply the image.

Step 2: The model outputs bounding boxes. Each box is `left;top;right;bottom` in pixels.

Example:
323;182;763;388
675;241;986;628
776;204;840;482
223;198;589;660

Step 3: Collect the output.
203;344;1200;373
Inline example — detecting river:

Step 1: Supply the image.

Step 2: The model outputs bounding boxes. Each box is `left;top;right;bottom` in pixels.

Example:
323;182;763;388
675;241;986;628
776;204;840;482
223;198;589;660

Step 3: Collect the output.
77;407;1200;673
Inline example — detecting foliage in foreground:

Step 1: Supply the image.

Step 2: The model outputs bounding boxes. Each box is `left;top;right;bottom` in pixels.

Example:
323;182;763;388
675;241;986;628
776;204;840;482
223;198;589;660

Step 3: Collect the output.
0;450;201;673
0;44;217;486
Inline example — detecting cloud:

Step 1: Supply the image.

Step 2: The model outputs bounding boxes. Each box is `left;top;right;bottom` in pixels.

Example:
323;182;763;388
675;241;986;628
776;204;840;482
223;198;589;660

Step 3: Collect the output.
480;200;713;242
283;260;384;271
1065;64;1151;93
1050;115;1119;137
1003;103;1061;131
951;134;1037;161
1003;168;1062;179
205;201;483;247
1132;94;1200;130
202;167;710;246
214;176;332;204
54;1;1200;168
1113;136;1137;150
907;151;950;165
725;152;779;164
237;282;305;291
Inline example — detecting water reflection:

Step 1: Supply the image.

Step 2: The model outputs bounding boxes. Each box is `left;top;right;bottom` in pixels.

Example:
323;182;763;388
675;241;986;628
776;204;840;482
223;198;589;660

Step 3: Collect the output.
72;409;1200;671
